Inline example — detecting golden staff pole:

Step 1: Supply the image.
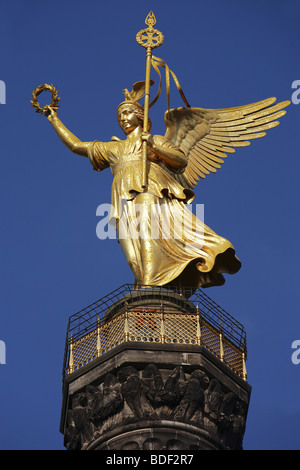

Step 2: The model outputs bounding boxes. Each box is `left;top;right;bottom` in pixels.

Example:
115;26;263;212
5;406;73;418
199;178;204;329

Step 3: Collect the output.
136;12;164;189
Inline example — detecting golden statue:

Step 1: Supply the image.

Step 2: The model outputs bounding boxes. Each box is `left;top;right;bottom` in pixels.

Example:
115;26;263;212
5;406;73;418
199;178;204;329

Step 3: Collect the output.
31;12;290;291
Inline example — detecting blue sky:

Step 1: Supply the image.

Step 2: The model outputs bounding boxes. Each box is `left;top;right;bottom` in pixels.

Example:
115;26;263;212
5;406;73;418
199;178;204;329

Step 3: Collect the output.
0;0;299;450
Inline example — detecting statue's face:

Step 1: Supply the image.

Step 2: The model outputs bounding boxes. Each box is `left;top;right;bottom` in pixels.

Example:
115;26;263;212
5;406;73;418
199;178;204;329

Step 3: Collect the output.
118;105;141;134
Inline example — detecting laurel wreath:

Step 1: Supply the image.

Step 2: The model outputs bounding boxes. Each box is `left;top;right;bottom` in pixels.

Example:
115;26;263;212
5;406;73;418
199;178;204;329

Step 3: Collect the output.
31;83;60;116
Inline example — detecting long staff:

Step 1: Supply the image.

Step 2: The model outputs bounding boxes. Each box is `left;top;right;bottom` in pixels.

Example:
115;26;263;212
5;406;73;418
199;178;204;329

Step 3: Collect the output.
136;12;164;190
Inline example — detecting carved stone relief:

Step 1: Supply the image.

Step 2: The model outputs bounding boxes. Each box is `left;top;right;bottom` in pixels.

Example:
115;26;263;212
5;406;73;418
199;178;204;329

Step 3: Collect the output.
64;364;248;450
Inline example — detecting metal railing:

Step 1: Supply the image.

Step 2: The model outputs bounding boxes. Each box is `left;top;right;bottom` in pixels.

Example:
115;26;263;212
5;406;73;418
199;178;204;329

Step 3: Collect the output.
63;285;247;381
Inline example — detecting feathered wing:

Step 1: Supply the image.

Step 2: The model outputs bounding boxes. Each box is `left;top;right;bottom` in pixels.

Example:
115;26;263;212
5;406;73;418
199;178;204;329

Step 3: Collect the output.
163;97;290;189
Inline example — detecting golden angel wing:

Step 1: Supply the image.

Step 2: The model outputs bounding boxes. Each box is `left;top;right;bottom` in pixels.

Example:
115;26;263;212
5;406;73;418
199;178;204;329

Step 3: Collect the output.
163;97;290;189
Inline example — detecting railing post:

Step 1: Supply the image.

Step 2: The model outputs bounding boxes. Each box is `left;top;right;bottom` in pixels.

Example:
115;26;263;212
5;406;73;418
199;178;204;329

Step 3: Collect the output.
160;302;165;343
196;304;201;346
124;301;129;342
68;334;74;374
219;327;224;362
242;349;247;381
96;317;102;357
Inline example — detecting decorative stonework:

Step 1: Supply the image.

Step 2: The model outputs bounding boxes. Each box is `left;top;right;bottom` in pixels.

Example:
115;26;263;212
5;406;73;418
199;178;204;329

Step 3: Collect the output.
63;363;248;450
61;289;251;450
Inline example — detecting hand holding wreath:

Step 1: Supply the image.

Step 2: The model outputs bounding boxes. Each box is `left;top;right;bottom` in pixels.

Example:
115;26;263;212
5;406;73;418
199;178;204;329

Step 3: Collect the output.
31;83;60;117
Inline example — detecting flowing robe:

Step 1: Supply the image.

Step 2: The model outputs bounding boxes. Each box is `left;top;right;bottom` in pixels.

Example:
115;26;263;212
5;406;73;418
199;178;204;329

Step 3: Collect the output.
87;135;241;288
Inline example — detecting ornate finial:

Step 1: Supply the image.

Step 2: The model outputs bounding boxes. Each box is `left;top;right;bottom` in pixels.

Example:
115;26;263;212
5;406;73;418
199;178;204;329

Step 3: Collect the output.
136;11;164;50
145;11;156;27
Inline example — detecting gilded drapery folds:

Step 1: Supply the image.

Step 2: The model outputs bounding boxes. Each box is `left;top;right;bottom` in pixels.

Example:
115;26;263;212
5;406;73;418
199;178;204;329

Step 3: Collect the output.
88;135;241;288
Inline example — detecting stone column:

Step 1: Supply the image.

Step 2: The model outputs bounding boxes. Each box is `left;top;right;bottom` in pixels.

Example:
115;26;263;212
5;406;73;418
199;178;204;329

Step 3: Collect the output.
60;289;251;450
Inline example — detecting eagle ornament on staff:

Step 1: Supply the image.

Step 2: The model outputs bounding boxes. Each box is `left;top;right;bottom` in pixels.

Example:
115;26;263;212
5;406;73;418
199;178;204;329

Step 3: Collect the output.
31;11;290;293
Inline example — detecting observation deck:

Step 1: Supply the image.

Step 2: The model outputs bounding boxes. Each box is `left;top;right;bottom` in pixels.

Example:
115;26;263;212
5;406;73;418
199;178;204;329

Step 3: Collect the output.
62;284;247;381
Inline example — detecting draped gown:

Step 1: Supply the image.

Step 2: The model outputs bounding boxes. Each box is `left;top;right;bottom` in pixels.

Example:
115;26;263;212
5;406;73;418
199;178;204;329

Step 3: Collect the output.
87;134;241;289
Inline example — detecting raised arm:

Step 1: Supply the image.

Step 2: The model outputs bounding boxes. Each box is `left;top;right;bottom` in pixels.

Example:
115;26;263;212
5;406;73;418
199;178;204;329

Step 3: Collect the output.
47;107;90;157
